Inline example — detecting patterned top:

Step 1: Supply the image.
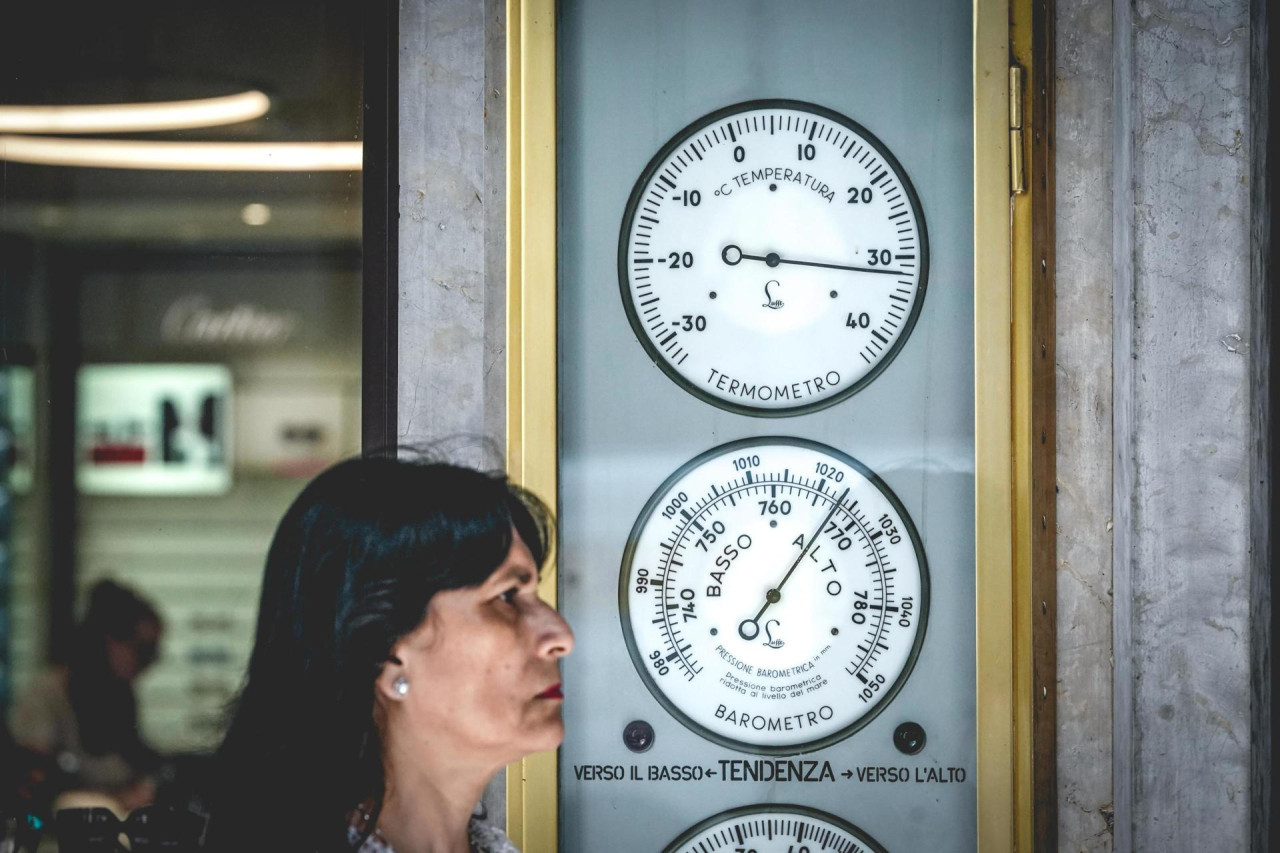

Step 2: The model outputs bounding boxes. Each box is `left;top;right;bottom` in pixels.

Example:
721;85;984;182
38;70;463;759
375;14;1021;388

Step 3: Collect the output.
348;818;520;853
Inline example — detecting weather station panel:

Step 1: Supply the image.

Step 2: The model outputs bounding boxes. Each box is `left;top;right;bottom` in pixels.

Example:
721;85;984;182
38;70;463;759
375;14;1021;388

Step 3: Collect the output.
505;0;1039;849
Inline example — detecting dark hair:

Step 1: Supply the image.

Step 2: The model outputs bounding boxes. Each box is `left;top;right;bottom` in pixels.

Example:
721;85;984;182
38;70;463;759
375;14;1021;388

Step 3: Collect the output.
204;455;553;853
77;579;163;646
67;580;163;760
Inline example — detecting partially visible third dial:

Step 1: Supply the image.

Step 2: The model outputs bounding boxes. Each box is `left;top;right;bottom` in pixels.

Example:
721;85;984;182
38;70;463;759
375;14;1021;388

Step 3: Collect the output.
663;804;888;853
619;99;928;415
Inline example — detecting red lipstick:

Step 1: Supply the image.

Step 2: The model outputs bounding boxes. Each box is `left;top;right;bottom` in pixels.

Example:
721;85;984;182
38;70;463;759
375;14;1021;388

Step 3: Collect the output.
536;683;563;700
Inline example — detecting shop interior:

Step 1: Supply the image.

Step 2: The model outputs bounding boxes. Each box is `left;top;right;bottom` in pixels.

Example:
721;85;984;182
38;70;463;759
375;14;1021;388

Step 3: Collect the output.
1;0;364;821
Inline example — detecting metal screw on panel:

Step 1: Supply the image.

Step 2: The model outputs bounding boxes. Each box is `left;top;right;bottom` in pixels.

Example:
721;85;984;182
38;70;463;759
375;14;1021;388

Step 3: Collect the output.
623;720;655;753
893;721;926;755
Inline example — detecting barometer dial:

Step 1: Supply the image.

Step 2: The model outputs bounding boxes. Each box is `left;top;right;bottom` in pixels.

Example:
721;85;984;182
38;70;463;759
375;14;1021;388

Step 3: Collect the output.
619;100;928;415
663;805;888;853
620;438;928;754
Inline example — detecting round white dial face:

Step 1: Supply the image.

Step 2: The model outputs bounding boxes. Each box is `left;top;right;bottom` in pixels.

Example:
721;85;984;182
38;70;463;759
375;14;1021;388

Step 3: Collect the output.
620;438;928;753
619;99;928;416
663;805;887;853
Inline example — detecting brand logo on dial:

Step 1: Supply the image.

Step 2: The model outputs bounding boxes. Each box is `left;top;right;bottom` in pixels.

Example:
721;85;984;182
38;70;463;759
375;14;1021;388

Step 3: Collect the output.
619;99;929;416
761;281;784;310
619;437;929;755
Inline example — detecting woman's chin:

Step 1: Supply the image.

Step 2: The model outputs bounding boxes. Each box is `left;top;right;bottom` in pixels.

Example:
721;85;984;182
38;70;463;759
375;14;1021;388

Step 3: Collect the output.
521;715;566;755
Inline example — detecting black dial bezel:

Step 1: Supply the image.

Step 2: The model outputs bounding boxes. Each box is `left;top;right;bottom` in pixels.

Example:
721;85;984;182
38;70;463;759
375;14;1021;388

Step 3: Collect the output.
618;436;931;756
617;98;931;417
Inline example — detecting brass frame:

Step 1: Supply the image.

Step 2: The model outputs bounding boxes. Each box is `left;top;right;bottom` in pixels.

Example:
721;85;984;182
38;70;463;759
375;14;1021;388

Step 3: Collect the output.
504;1;1052;850
972;0;1016;847
505;0;559;850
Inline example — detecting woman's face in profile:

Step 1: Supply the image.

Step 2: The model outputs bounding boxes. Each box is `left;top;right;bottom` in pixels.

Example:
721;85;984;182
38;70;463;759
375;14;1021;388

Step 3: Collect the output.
106;618;162;682
383;530;575;766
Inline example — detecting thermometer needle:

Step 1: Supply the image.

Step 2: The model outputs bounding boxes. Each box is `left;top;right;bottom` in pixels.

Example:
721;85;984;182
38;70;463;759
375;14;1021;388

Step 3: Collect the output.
721;243;904;276
738;487;851;641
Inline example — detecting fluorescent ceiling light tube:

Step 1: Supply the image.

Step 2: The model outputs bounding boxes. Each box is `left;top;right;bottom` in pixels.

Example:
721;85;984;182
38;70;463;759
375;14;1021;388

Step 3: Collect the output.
0;91;271;134
0;136;363;171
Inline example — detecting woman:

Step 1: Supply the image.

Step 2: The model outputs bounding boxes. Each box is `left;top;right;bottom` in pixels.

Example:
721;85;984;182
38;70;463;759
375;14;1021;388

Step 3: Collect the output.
10;579;164;813
205;455;573;853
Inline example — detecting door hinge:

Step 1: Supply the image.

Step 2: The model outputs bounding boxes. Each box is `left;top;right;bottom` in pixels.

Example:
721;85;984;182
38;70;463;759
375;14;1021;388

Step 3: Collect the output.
1009;64;1026;195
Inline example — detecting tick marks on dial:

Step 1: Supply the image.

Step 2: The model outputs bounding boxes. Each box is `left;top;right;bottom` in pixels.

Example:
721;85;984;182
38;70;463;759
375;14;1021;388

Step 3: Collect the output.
622;106;928;415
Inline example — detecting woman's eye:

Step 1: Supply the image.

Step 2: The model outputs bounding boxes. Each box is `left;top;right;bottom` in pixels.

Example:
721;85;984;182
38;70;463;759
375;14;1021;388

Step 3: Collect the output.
500;588;520;604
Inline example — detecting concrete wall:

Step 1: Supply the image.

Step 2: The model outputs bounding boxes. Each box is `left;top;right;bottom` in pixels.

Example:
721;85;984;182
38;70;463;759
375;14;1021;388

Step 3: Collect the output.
398;0;508;459
1123;0;1255;848
1055;1;1117;848
1054;0;1261;851
397;0;510;820
396;1;1267;849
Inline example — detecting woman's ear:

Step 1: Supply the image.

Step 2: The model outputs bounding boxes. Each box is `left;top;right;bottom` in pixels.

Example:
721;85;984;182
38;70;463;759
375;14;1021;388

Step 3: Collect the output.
375;651;410;703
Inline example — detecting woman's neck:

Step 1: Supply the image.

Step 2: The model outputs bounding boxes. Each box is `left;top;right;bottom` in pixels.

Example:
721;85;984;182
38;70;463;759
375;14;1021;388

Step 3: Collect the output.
376;746;494;853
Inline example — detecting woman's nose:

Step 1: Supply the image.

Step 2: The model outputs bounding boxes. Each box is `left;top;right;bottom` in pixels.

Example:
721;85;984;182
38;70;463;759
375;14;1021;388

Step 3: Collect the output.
538;606;575;659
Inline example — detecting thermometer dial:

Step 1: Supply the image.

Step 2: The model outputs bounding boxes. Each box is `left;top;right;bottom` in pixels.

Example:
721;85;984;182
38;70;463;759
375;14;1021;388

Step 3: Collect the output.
662;804;888;853
619;100;928;415
620;438;928;753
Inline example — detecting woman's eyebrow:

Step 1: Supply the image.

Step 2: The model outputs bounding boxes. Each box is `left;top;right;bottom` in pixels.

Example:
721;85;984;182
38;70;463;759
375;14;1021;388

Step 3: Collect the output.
493;566;537;586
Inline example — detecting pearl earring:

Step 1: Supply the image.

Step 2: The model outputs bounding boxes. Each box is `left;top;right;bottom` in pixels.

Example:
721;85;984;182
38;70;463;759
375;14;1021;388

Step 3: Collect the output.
393;676;410;697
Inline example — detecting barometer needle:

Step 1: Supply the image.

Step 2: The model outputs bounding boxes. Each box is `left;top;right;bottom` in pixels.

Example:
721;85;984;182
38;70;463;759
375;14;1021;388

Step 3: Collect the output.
738;487;851;641
721;243;903;276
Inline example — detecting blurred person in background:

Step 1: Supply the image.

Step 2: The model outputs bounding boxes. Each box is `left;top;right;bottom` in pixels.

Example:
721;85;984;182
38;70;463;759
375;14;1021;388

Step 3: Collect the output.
9;579;164;816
